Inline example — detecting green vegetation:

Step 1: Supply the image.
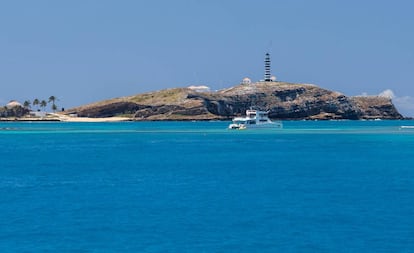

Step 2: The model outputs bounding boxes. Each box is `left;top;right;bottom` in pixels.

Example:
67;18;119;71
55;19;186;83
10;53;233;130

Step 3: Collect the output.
49;96;57;112
33;98;40;111
130;88;189;104
40;100;47;111
1;96;60;119
23;100;31;109
29;96;59;112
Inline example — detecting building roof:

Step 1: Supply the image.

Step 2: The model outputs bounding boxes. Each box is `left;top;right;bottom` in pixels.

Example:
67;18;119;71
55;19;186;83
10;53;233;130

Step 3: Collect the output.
6;100;22;108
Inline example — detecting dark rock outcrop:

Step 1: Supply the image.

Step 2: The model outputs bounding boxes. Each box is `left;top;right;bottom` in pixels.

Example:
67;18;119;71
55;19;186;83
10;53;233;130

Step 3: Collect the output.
350;96;402;119
73;101;147;117
66;82;403;120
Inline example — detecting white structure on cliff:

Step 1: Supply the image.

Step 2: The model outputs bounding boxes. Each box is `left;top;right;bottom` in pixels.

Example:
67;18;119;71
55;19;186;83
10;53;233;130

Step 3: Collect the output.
188;85;210;92
241;53;277;85
264;52;277;82
264;52;272;81
241;77;252;85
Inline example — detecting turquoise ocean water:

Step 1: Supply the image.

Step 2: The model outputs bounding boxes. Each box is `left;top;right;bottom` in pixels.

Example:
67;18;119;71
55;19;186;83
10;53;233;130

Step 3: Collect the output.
1;120;414;252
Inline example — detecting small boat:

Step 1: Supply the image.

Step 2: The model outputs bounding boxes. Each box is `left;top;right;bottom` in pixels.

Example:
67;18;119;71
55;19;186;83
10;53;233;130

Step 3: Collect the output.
228;109;282;130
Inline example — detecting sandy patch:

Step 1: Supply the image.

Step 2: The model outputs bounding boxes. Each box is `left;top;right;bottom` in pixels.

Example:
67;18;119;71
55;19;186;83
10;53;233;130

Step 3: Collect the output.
58;115;131;122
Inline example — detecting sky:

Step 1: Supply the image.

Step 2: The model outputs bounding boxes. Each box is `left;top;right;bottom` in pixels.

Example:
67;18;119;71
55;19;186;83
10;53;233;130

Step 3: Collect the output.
1;0;414;116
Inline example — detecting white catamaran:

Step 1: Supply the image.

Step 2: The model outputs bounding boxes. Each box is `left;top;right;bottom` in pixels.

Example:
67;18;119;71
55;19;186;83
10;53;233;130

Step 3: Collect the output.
228;109;283;130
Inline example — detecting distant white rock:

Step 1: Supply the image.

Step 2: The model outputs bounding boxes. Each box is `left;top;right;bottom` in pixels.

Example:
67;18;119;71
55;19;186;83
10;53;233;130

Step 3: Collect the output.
6;100;22;109
378;89;395;99
188;85;210;92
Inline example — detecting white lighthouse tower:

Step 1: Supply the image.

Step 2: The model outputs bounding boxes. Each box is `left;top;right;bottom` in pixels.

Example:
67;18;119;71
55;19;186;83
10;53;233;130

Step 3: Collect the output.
264;52;272;82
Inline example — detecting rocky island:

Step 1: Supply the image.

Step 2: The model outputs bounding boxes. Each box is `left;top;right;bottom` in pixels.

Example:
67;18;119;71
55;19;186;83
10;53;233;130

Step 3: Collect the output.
65;81;403;121
2;52;404;121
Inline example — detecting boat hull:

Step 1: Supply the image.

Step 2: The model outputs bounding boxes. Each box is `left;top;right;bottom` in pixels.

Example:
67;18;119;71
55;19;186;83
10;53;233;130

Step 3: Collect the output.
228;122;282;130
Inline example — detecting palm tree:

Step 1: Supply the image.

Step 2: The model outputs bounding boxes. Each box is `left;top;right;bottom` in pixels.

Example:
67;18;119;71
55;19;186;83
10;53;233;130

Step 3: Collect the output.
51;103;57;112
33;99;40;111
40;100;47;112
48;96;57;112
23;100;31;109
48;96;56;104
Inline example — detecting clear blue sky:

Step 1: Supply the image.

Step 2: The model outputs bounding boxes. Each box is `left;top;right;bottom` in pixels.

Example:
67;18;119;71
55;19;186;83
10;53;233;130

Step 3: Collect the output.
1;0;413;115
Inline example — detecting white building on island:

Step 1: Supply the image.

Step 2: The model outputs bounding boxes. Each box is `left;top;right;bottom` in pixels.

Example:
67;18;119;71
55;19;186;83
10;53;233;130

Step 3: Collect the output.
6;100;23;109
241;77;252;85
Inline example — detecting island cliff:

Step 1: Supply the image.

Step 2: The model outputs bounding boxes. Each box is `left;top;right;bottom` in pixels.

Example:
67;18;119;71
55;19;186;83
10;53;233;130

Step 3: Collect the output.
65;82;403;120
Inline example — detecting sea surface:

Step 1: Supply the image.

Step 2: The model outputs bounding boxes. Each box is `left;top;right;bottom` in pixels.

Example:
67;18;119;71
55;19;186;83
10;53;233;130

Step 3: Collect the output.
1;120;414;252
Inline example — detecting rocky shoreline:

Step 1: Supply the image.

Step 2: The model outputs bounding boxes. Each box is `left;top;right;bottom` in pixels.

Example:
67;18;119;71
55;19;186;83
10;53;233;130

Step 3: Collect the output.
64;81;403;121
